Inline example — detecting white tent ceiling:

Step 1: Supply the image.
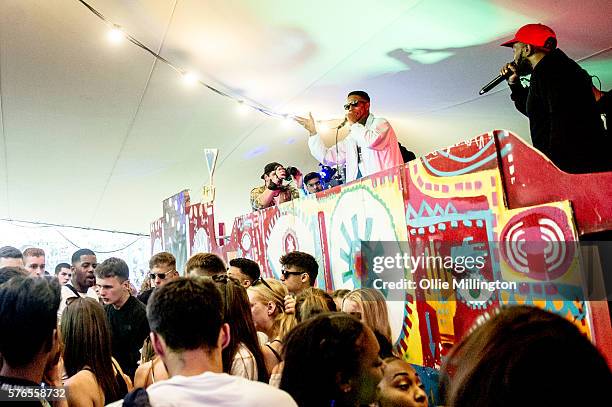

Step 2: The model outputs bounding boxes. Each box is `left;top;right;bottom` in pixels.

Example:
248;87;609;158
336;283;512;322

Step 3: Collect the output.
1;0;611;234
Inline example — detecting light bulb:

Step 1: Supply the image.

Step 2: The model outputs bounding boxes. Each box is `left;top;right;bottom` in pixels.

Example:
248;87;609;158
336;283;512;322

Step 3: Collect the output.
182;71;199;86
236;101;249;116
107;26;124;44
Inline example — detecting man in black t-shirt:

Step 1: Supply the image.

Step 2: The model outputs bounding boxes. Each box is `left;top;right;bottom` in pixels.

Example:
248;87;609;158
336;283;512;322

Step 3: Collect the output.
95;257;149;379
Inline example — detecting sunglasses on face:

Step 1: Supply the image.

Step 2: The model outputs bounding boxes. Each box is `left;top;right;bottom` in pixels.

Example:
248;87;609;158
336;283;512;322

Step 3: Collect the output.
343;100;365;110
281;269;304;278
150;269;176;280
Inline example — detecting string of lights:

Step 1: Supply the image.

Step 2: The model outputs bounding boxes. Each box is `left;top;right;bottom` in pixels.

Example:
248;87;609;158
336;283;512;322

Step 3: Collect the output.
76;0;291;120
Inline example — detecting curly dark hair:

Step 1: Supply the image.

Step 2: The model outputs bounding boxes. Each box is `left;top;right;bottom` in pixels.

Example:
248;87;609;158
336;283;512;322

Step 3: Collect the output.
280;313;365;406
279;251;318;284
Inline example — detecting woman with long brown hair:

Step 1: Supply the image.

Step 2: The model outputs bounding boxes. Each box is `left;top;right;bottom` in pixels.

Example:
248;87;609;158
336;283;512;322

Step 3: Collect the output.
61;297;132;406
212;274;269;382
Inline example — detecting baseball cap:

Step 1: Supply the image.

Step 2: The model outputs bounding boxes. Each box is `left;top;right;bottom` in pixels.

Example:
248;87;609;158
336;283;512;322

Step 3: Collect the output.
500;24;557;49
261;162;283;179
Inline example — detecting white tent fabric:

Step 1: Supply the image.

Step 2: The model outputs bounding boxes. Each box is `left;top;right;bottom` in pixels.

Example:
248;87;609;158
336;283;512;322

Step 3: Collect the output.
0;0;610;233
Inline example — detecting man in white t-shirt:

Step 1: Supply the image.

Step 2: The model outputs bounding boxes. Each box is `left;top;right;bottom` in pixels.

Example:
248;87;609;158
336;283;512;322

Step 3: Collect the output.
144;277;297;407
57;248;99;320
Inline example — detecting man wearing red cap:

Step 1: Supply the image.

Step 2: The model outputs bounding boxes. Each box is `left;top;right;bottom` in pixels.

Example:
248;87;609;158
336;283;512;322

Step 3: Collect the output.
500;24;609;173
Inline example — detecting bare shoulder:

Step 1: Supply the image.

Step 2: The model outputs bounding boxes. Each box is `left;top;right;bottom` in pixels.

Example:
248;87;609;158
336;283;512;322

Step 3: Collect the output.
65;370;104;407
134;360;152;388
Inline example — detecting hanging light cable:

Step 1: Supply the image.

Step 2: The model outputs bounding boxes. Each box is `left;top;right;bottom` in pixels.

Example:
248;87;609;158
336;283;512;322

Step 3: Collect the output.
76;0;290;120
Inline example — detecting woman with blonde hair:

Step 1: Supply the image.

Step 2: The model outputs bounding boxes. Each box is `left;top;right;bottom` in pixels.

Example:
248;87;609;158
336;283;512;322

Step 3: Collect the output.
295;287;337;322
342;288;392;342
247;278;296;375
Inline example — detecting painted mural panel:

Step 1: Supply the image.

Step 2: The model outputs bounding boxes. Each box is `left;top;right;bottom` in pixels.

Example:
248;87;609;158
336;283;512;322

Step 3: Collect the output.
162;190;190;274
229;211;267;276
150;217;164;255
187;202;217;259
156;130;611;392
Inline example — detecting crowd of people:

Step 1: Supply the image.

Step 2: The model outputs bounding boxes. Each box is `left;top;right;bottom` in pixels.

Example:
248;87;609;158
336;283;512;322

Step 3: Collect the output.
1;243;610;407
1;21;611;407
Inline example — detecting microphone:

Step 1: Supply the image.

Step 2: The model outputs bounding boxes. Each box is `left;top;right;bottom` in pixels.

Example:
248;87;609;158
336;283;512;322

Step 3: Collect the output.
479;64;514;95
337;118;347;129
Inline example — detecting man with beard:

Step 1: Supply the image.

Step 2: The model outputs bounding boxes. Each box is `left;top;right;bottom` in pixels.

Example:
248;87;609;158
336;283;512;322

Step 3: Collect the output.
500;24;610;173
57;248;99;320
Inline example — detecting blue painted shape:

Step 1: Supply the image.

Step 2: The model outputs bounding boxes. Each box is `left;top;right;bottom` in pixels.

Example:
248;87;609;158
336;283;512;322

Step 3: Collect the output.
406;201;458;222
425;312;436;358
434;138;495;163
411;364;441;407
422;144;511;177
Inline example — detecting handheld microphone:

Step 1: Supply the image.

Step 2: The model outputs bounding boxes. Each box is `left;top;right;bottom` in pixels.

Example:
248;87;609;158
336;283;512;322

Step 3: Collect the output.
337;118;348;129
479;64;514;95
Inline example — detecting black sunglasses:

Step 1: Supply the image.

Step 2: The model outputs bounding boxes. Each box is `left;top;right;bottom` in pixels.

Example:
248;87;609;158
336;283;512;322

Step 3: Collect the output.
343;100;365;110
252;276;273;291
281;269;305;278
149;269;176;280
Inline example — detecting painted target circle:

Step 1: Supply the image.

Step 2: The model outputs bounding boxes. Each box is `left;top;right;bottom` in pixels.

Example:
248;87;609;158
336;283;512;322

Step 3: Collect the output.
500;207;575;280
266;213;317;279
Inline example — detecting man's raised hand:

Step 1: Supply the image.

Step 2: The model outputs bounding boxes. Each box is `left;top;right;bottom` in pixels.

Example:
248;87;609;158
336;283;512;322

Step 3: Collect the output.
294;112;317;136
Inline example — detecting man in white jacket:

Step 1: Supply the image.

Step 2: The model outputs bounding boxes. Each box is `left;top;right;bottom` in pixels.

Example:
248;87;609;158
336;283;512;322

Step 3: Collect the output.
295;91;403;183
